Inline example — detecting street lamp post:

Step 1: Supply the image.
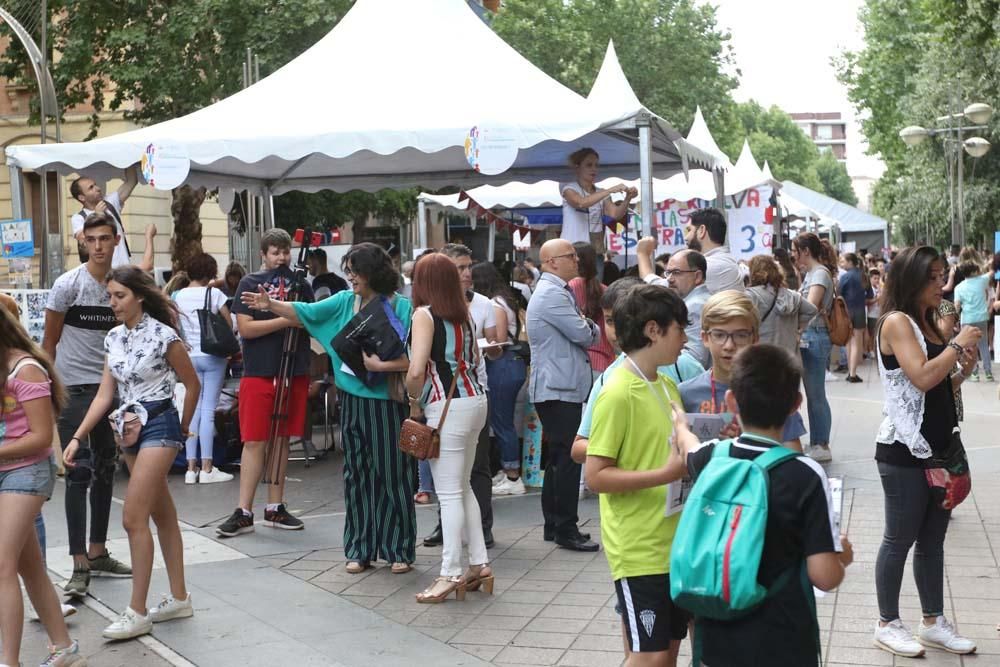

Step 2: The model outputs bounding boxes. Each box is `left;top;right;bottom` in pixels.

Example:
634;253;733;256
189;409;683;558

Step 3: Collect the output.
899;95;992;247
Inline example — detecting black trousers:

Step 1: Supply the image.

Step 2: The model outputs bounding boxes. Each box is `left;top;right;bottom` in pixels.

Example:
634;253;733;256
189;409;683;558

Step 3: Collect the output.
535;400;583;539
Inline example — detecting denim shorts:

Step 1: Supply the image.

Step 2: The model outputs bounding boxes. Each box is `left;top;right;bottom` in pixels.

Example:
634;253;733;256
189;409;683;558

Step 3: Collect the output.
120;400;184;455
0;458;56;498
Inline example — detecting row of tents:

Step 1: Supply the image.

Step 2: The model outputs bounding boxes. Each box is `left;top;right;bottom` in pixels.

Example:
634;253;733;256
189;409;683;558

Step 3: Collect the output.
5;0;887;256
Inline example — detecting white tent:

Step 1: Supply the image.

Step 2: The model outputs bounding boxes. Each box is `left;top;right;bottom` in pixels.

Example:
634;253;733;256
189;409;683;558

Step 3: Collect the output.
6;0;720;207
780;180;888;247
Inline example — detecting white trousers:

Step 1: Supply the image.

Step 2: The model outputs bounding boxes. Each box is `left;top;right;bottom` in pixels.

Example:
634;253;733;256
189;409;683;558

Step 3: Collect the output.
426;393;489;576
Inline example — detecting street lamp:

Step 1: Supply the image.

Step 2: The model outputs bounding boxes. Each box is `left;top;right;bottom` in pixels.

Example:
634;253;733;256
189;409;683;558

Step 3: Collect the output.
898;98;992;246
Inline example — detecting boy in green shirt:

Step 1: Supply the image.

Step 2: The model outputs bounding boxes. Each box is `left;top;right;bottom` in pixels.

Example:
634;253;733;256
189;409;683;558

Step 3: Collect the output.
586;284;692;666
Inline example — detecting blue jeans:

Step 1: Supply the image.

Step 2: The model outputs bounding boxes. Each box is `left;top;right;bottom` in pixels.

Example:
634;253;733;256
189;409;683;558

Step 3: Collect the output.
487;350;528;470
800;326;832;446
969;321;992;376
186;354;228;461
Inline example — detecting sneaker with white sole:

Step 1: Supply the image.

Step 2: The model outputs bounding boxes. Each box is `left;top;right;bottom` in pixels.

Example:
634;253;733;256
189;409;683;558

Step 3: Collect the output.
39;638;86;666
184;470;198;484
62;603;77;619
491;471;506;486
806;443;832;463
264;503;304;530
918;616;976;654
493;476;526;496
102;606;152;640
148;593;194;623
874;619;924;657
198;468;234;484
87;550;131;578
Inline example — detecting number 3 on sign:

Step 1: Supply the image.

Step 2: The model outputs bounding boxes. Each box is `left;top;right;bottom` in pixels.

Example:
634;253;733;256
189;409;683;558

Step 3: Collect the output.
741;224;756;253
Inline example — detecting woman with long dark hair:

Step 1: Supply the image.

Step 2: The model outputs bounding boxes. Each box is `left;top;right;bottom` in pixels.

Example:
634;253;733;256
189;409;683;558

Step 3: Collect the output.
872;246;980;658
0;307;84;665
792;233;835;462
568;243;615;377
240;243;416;574
472;262;528;494
838;252;867;383
64;266;199;640
407;253;490;603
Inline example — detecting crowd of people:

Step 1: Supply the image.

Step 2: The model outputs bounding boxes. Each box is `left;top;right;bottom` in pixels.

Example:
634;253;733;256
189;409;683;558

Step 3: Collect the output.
1;158;999;665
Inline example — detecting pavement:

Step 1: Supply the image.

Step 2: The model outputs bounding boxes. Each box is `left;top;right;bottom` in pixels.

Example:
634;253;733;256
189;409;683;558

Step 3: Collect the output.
20;356;1000;666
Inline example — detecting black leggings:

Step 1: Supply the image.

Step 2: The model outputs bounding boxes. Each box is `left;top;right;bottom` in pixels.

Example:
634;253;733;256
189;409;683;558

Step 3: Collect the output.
875;462;951;621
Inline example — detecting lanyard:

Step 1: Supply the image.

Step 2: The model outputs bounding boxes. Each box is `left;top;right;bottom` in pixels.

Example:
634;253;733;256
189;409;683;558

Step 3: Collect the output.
710;371;720;414
625;355;673;418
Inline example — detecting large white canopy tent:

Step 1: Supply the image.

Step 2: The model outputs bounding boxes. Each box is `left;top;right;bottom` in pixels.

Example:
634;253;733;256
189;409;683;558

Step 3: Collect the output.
7;0;722;263
779;180;889;250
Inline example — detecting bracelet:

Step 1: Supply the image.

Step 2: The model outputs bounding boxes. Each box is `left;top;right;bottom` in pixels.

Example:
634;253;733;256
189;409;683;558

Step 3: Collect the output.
947;341;964;356
69;436;81;444
407;393;421;403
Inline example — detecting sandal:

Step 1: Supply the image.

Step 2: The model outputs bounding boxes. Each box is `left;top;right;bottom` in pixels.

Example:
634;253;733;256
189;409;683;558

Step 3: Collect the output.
413;492;431;505
462;564;495;595
391;562;413;574
416;576;466;603
345;561;369;574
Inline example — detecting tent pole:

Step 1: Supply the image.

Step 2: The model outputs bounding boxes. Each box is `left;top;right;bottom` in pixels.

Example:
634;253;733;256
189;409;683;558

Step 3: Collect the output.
637;114;654;252
488;220;495;262
714;169;728;246
263;188;275;230
417;199;428;249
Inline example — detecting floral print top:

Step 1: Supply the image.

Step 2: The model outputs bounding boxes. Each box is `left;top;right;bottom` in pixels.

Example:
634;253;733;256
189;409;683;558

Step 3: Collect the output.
104;313;182;408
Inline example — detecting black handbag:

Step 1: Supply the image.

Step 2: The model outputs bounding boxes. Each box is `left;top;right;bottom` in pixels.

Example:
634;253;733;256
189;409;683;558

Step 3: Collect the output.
198;287;241;357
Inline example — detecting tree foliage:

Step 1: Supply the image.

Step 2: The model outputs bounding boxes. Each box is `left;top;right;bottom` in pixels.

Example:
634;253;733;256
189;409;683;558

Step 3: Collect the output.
725;101;824;191
492;0;743;150
838;0;1000;246
814;151;858;206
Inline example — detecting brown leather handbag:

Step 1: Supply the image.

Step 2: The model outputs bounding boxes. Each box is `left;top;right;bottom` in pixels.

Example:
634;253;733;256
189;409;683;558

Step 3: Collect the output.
398;372;459;461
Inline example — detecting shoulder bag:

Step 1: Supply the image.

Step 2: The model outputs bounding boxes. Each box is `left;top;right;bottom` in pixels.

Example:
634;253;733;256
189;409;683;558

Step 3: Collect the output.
398;368;459;461
198;288;241;357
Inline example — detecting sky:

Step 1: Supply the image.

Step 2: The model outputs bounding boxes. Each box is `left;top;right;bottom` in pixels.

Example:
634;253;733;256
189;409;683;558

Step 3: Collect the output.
706;0;886;179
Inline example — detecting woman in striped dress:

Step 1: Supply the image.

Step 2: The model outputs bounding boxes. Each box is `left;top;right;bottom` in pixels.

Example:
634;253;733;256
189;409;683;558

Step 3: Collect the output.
246;243;416;574
406;253;491;603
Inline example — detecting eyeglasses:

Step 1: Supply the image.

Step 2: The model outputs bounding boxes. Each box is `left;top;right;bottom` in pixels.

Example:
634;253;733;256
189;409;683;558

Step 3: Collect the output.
664;269;699;277
549;252;579;262
706;329;754;346
344;268;357;278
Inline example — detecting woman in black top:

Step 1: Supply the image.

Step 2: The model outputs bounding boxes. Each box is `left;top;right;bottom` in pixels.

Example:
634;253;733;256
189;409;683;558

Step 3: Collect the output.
872;247;980;658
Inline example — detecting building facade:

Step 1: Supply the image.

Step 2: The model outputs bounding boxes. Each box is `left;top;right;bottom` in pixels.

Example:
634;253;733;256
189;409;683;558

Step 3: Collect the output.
790;111;848;161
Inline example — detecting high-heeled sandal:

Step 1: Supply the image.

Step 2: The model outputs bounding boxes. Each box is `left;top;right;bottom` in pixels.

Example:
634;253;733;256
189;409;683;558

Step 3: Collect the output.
462;564;495;595
416;576;466;604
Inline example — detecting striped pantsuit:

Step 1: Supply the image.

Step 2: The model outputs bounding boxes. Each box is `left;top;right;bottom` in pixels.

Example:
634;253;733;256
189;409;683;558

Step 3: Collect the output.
340;391;417;564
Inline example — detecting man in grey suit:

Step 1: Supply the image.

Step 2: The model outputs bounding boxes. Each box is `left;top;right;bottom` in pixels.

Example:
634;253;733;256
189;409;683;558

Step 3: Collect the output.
527;239;601;551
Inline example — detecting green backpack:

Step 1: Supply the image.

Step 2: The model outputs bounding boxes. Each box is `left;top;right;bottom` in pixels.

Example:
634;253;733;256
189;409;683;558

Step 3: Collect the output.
669;439;799;620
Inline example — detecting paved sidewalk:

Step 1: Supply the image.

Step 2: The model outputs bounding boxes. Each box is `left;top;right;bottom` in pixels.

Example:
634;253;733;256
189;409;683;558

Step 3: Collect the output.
32;359;1000;665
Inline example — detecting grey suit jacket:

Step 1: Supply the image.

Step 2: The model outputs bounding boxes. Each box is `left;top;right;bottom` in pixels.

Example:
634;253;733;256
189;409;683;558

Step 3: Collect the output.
526;272;600;404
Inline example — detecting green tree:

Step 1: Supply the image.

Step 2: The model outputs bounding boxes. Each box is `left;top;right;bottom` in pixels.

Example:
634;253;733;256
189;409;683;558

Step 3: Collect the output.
814;151;858;206
273;190;417;234
726;101;824;191
492;0;743;151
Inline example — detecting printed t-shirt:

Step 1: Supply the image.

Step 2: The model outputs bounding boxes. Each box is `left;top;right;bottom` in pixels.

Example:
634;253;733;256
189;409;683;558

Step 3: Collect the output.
231;266;314;377
686;435;840;666
46;264;117;386
587;365;682;580
560;182;603;244
954;273;990;324
311;272;349;301
1;359;53;470
173;286;228;357
293;289;413;400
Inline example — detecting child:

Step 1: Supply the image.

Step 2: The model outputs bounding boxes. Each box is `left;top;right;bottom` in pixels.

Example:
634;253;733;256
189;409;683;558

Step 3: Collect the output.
678;290;807;451
585;283;692;666
673;344;853;666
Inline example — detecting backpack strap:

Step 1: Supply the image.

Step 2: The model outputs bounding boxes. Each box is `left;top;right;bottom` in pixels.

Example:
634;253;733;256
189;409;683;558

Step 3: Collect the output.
752;446;798;471
709;438;731;460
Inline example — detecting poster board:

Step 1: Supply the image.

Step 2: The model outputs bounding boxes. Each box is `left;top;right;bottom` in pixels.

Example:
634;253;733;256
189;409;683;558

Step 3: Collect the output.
607;186;774;261
1;219;34;258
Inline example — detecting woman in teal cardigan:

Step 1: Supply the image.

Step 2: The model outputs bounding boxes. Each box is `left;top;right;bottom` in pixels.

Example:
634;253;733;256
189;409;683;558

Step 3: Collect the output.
241;243;416;573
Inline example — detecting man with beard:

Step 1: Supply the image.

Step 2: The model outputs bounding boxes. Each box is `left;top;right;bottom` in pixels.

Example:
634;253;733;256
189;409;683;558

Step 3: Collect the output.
682;208;743;294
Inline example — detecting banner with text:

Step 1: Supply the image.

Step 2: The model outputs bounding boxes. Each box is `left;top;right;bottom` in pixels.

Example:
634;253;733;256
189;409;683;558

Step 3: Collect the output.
607;186;774;261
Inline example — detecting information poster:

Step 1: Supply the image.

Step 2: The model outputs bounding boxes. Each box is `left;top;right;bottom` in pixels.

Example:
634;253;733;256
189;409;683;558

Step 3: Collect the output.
607;186;774;261
0;219;34;258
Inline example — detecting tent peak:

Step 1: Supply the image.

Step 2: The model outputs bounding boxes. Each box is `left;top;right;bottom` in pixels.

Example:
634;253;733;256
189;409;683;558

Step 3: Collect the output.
685;106;730;166
587;39;643;114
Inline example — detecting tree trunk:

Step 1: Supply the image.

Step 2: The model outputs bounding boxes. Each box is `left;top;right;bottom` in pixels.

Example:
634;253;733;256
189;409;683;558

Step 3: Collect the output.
170;185;207;271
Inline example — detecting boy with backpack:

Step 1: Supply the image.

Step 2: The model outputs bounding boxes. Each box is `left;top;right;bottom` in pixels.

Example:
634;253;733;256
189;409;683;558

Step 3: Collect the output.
669;343;853;666
586;283;692;666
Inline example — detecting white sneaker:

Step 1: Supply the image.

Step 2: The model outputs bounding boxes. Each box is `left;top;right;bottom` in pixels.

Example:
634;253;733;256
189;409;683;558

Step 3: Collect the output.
918;616;977;654
491;471;506;486
148;593;194;623
493;476;526;496
39;638;85;666
806;444;832;463
198;468;234;484
185;470;198;484
102;606;152;640
62;602;77;618
825;370;839;382
874;619;925;657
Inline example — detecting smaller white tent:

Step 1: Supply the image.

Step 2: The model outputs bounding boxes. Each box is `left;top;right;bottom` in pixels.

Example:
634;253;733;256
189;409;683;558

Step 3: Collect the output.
780;180;888;247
